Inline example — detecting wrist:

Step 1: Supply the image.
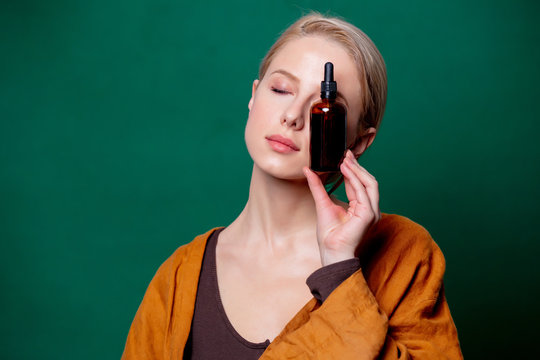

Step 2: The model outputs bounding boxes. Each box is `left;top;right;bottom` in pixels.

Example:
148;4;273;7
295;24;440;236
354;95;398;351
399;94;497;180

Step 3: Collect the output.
320;250;356;267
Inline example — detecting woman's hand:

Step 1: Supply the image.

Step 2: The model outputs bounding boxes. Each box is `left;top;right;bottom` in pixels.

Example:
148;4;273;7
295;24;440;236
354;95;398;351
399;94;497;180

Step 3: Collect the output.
303;149;381;266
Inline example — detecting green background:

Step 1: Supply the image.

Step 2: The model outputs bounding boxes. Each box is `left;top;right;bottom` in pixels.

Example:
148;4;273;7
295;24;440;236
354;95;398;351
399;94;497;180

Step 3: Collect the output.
1;0;538;358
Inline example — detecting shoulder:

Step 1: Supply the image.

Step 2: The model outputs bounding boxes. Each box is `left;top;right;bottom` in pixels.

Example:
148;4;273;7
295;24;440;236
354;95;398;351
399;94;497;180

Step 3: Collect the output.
150;227;223;285
135;227;223;316
357;214;448;312
122;227;223;358
359;213;445;272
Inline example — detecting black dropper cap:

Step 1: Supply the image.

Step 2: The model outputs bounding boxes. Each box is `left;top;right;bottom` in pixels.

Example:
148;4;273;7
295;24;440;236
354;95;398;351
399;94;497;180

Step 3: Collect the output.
320;62;337;100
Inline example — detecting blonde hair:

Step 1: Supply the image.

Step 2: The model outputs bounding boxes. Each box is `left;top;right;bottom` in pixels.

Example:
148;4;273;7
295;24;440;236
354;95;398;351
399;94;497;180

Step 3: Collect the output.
259;12;387;136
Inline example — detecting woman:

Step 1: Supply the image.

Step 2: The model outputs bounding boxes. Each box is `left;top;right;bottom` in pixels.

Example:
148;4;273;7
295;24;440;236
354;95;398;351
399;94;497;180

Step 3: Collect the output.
122;13;463;359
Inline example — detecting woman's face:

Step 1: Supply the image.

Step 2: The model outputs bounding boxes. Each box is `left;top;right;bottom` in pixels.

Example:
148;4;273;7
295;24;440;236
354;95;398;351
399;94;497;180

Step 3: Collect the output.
245;35;364;181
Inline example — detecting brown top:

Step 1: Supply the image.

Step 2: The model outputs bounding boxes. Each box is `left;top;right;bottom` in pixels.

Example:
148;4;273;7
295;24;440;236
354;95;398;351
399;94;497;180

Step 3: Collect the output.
185;227;361;359
122;214;463;360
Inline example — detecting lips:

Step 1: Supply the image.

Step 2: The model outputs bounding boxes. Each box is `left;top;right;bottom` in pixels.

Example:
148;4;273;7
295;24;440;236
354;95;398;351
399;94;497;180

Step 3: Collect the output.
265;134;300;151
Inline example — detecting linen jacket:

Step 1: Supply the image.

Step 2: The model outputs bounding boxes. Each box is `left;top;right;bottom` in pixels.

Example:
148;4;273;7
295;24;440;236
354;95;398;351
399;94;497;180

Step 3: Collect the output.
122;214;463;359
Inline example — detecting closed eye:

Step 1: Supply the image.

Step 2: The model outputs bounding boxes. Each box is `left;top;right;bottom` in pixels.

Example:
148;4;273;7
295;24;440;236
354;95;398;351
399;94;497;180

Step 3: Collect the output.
271;87;290;95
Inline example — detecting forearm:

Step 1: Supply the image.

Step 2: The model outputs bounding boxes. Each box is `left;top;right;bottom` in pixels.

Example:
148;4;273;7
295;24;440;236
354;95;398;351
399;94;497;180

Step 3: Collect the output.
260;268;389;360
261;261;462;360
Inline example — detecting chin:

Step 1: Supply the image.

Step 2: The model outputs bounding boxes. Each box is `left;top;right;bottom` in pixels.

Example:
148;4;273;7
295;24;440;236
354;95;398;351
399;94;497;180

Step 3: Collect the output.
263;158;306;180
250;153;306;181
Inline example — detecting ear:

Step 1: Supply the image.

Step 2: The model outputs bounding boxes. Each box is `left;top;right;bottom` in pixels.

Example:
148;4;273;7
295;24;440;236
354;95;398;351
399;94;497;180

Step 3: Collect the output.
248;79;260;111
350;127;377;159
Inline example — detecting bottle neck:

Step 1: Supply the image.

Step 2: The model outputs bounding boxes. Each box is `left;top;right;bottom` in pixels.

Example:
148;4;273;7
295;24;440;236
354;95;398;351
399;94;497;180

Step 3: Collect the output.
321;91;337;100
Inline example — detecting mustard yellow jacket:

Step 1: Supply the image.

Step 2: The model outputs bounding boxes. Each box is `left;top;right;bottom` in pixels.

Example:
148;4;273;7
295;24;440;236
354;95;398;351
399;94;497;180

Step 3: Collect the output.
122;214;463;359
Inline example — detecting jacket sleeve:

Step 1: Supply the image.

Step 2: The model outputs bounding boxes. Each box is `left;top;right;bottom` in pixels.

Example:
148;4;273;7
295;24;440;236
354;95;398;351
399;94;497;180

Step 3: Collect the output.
259;230;462;360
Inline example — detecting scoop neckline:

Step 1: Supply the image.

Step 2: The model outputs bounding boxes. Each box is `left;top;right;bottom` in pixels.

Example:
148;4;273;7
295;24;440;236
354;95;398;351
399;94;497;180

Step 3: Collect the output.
209;228;271;349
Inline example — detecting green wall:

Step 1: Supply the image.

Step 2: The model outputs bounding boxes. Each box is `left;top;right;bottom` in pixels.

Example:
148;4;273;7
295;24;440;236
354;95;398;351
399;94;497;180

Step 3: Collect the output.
2;0;538;358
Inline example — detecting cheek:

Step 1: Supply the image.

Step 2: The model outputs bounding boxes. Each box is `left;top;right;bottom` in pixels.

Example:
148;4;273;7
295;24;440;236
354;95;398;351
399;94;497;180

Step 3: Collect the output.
245;104;264;138
244;104;267;158
244;114;257;153
244;96;277;141
246;97;267;126
346;115;360;147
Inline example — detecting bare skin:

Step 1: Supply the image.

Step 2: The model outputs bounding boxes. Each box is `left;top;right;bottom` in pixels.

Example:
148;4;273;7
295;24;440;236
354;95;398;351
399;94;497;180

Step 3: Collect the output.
216;36;379;343
217;187;348;343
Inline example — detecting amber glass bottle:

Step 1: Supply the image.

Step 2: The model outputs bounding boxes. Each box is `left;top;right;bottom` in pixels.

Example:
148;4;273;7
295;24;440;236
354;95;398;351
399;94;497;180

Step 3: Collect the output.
310;62;347;172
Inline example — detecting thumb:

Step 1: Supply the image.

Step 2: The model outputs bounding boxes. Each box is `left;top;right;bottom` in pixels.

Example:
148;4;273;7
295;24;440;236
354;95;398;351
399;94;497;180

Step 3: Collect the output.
303;166;333;210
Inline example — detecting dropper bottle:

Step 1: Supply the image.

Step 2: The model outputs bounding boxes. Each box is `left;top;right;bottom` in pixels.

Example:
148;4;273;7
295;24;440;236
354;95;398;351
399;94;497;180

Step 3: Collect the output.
310;62;347;172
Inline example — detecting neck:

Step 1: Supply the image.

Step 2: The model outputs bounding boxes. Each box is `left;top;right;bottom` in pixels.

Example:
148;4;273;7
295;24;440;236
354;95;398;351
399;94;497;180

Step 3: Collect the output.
233;164;320;253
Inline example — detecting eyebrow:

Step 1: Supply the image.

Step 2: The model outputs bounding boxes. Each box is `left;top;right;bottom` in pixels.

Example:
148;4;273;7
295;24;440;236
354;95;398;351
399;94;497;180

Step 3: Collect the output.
269;69;349;108
270;69;300;83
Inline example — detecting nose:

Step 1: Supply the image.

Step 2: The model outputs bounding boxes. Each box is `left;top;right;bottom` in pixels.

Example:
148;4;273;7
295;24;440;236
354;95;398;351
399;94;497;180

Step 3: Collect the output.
281;100;307;130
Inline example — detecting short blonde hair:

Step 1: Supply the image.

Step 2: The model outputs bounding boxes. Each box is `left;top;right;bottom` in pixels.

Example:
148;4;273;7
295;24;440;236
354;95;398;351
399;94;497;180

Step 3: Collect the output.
259;12;387;136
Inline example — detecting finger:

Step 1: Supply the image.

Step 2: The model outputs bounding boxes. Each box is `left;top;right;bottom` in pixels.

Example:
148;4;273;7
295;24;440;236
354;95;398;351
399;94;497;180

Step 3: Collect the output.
340;160;373;218
343;171;356;203
345;151;380;216
342;159;380;223
303;166;334;211
347;150;377;182
344;156;379;219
